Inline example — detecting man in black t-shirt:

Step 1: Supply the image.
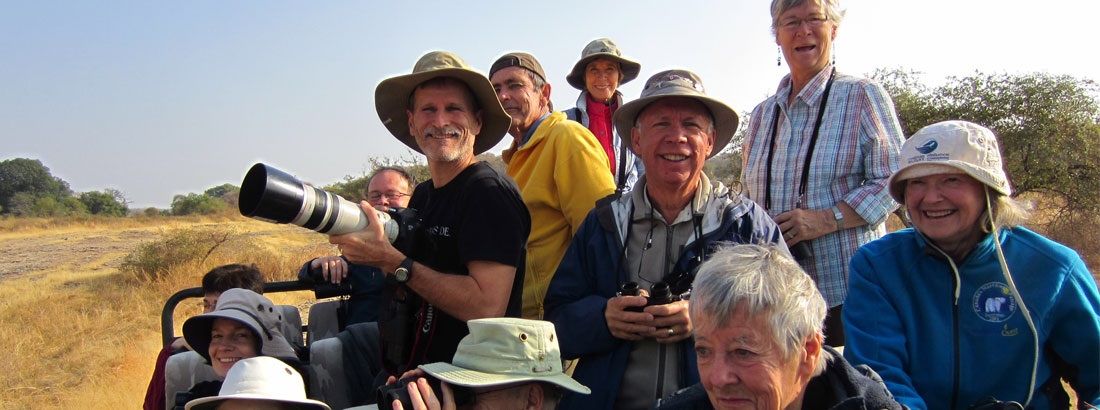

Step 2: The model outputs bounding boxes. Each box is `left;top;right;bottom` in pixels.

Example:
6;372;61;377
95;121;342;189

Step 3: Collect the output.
330;51;530;371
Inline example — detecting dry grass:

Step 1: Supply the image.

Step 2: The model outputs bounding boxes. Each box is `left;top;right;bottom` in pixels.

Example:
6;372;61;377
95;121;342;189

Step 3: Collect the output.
0;216;333;409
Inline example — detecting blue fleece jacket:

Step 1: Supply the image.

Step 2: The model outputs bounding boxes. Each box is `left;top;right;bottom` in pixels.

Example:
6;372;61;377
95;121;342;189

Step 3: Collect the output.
843;227;1100;410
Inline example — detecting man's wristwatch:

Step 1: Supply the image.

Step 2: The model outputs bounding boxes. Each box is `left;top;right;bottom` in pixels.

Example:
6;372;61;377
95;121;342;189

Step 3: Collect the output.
393;257;414;283
831;205;844;232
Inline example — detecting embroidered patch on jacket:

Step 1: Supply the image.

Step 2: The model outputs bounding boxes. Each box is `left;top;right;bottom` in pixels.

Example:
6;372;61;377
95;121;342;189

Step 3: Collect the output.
971;282;1017;323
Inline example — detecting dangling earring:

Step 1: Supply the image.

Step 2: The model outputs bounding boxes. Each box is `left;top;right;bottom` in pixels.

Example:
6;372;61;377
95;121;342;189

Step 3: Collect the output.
831;45;836;66
777;46;781;67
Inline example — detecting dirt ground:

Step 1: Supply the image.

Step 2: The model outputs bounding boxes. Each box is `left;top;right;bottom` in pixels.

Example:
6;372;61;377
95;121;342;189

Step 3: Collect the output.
0;227;160;280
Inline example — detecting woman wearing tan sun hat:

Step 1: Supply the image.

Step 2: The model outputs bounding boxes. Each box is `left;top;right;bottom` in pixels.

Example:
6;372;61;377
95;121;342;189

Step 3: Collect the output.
176;289;302;407
564;38;643;193
842;120;1100;409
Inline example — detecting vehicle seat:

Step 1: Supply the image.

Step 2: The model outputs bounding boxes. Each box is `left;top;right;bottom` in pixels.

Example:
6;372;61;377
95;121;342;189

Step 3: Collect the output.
307;299;344;346
309;322;381;409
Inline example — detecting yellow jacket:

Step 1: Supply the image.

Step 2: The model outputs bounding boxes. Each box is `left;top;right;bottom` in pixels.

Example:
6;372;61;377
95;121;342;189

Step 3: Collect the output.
503;111;616;319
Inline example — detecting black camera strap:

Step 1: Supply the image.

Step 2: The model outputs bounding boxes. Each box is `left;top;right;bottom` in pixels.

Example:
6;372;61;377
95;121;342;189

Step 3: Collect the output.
763;67;836;212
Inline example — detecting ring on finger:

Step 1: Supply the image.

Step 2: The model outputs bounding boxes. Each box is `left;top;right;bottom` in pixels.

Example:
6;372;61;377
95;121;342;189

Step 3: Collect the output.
667;327;675;336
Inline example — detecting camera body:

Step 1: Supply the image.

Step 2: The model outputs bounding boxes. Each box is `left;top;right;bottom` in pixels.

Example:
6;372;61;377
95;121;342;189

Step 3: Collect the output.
788;241;814;261
376;376;472;410
619;281;682;312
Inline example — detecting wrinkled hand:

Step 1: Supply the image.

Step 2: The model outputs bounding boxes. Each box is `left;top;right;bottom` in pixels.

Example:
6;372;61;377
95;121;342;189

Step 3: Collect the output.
329;201;403;271
310;256;349;284
774;208;834;246
605;295;655;341
646;299;692;344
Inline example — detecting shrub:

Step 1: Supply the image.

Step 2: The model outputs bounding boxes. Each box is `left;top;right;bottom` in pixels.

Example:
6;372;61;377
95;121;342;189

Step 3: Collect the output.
119;227;234;282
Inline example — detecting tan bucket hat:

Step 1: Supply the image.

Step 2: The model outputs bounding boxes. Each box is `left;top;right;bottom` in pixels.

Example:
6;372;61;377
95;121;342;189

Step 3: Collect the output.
375;51;511;155
419;318;590;394
185;356;330;410
613;69;739;158
182;288;297;363
888;120;1011;202
566;38;642;90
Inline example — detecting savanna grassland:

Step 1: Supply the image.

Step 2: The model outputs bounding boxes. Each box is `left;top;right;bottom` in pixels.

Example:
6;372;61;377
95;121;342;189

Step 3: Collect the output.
0;214;334;409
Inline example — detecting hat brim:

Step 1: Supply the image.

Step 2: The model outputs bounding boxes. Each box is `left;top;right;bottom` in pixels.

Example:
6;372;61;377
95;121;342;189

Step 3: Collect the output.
375;68;510;156
566;54;642;90
887;161;1010;203
419;362;591;395
182;309;289;363
185;394;331;410
613;90;739;159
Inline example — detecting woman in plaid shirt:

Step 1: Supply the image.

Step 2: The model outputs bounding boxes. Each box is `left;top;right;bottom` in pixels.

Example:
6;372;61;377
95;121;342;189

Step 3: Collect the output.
740;0;904;346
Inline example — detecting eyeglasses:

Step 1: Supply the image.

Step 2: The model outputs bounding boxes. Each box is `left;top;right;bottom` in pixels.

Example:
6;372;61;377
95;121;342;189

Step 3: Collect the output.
366;191;410;202
779;15;829;31
648;73;705;93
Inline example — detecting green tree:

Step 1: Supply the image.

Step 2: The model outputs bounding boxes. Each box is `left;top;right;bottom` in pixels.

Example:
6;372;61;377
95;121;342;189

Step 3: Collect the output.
203;183;239;199
0;158;73;214
872;70;1100;216
79;189;129;217
171;193;227;215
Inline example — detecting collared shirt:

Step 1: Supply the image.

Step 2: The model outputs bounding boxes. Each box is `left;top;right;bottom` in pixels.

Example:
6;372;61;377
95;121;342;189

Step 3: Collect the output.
615;175;713;410
741;64;904;306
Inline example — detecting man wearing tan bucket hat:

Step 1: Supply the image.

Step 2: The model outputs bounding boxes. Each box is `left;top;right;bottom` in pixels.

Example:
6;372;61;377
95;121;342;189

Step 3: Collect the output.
545;70;787;410
564;38;644;192
487;52;616;320
384;318;590;410
330;51;531;377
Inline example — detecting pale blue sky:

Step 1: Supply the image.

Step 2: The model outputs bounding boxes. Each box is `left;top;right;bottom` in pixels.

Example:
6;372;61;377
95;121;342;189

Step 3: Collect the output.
3;0;1096;209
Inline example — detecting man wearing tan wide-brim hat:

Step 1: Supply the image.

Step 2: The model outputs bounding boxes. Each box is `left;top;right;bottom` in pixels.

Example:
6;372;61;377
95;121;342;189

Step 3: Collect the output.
330;51;532;379
544;69;788;410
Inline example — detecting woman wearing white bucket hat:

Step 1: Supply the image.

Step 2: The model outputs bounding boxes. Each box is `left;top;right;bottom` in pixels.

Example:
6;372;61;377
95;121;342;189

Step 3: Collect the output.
842;120;1100;409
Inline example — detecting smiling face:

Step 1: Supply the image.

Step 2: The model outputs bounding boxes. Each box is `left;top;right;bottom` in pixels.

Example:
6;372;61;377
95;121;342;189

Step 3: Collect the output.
775;0;837;80
407;79;482;165
490;66;551;138
631;97;715;196
366;169;412;208
904;172;988;256
694;307;816;410
208;318;260;378
585;59;621;103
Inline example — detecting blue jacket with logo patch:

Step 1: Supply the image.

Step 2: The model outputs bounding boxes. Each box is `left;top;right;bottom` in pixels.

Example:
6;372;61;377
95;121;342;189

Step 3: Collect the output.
843;227;1100;410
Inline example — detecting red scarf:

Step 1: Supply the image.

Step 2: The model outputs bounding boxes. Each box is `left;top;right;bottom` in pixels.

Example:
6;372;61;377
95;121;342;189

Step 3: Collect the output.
586;93;617;172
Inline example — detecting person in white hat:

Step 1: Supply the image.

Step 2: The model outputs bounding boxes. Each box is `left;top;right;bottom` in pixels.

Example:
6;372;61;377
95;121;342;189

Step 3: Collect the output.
843;120;1100;409
563;38;644;193
185;356;330;410
544;69;787;410
330;51;531;378
385;318;589;410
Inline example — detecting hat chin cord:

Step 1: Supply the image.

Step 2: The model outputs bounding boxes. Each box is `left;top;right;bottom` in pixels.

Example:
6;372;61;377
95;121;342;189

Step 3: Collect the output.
986;187;1038;407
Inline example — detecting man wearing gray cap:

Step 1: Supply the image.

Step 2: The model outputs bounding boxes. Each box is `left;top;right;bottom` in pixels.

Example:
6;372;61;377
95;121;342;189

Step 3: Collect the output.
385;318;590;410
545;70;787;410
487;52;616;320
330;51;531;376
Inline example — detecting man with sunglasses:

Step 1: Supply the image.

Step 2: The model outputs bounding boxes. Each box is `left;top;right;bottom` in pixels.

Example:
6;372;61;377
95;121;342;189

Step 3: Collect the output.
298;166;416;326
544;70;787;410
